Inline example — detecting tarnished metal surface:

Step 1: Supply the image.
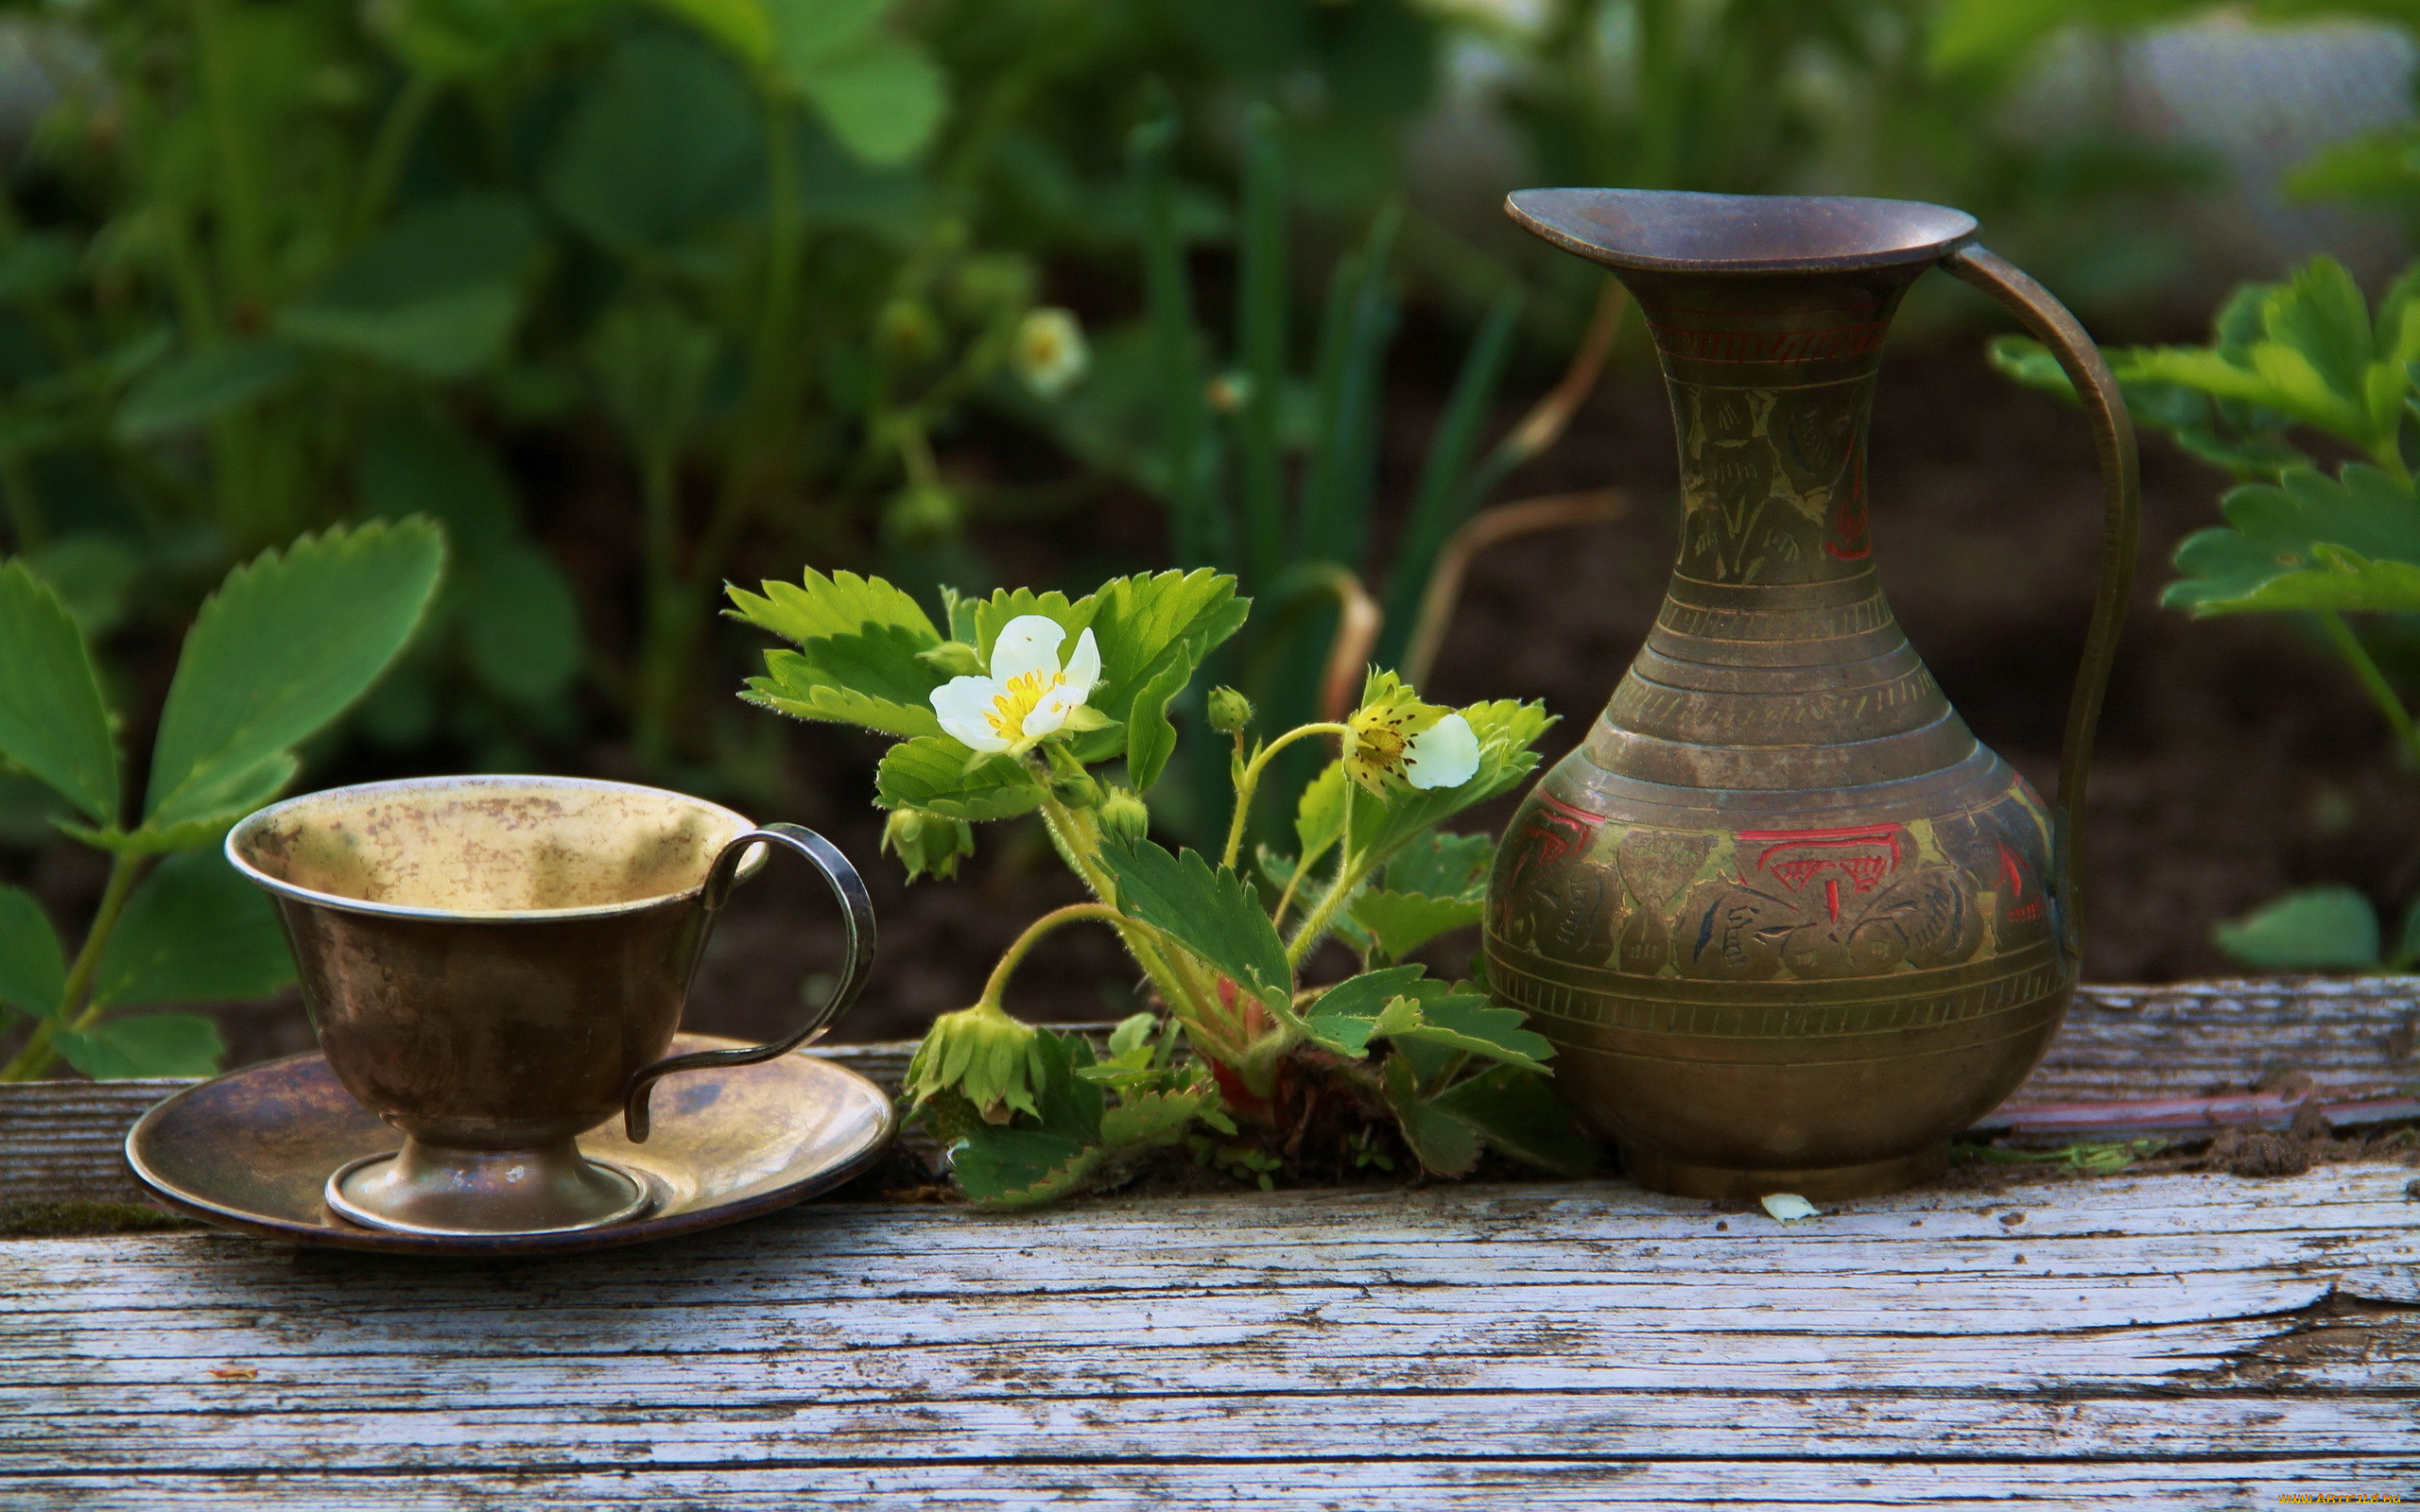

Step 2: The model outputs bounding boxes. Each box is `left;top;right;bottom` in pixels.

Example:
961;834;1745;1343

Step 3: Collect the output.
1488;190;2141;1199
122;1035;894;1256
222;776;879;1235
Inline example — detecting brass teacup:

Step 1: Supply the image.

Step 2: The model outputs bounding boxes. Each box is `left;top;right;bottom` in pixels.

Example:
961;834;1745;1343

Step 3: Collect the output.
225;775;873;1237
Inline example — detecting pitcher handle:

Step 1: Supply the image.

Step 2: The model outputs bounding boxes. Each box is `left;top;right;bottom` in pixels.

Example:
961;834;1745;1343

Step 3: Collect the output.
621;822;877;1142
1943;244;2141;944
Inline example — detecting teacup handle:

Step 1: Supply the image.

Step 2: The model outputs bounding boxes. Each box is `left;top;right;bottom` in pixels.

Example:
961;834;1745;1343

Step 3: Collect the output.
621;823;876;1143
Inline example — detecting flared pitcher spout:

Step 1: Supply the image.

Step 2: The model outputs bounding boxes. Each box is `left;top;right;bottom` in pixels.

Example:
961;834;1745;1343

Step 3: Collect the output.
1505;188;1976;275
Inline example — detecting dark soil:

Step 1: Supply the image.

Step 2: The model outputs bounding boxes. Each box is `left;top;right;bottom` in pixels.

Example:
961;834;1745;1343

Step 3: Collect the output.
16;338;2420;1072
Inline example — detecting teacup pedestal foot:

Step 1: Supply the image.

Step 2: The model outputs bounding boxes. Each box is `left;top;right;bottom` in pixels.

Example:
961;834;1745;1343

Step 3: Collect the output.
326;1138;654;1235
1621;1144;1950;1202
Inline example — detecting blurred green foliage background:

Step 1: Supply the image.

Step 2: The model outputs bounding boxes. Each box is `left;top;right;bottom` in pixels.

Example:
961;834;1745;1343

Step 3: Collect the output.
0;0;2411;819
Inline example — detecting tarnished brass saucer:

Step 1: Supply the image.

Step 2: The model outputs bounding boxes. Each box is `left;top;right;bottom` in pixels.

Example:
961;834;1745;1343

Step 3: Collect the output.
125;1034;894;1256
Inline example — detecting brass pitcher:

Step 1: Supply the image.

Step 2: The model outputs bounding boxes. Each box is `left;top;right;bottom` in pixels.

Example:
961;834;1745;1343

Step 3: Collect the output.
1484;190;2139;1200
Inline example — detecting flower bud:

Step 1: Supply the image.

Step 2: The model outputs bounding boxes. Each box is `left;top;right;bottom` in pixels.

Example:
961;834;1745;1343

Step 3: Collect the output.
1206;686;1253;734
903;1002;1042;1123
1049;767;1103;809
1098;785;1150;844
882;806;974;883
915;640;983;678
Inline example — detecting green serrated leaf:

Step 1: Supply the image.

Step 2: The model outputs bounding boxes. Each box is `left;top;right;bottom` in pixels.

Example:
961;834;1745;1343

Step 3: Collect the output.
0;558;118;825
52;1012;226;1080
729;569;940;647
874;736;1045;821
145;521;445;831
2166;465;2420;615
1986;334;2075;401
2262;254;2373;403
1381;1054;1480;1177
1294;760;1349;865
743;623;946;738
91;848;295;1010
1121;649;1194;795
948;1126;1104;1207
1098;836;1291;1005
1084;570;1247;713
972;587;1097;665
1350;888;1484;960
1428;1065;1597;1177
1098;1086;1210;1148
2212;885;2381;971
1301;964;1427;1057
0;884;65;1018
1385;832;1493;898
1028;1027;1105;1142
1380;990;1553;1074
122;752;300;853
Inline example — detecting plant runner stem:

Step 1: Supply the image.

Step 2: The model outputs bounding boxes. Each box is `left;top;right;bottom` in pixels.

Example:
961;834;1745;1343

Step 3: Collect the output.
2317;610;2420;769
2;850;150;1082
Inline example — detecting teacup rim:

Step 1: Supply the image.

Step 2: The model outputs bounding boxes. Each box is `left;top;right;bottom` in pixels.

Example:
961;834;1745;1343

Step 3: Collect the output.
225;774;761;923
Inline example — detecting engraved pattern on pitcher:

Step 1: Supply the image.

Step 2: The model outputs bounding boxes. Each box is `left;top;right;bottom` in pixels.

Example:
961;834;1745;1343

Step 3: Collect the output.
1678;383;1871;583
1491;778;2056;985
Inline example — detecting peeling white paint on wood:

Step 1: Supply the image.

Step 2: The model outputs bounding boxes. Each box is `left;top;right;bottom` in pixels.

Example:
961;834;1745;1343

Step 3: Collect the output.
3;981;2417;1507
2;1164;2416;1508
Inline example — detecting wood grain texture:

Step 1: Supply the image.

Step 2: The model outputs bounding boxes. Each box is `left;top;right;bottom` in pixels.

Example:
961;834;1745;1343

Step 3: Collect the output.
4;1165;2417;1508
4;980;2417;1508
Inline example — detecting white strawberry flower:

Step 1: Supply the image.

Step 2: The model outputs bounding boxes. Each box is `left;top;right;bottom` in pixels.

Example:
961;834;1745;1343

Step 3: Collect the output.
930;614;1103;756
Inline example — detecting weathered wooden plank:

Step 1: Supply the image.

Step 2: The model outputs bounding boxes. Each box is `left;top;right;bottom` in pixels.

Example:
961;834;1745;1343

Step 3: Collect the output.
11;1458;2418;1510
7;1394;2416;1472
2013;978;2420;1102
2;1171;2414;1496
0;1078;185;1211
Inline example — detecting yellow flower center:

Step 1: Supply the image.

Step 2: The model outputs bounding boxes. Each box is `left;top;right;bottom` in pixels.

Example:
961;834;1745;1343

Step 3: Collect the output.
984;669;1063;739
1347;708;1411;772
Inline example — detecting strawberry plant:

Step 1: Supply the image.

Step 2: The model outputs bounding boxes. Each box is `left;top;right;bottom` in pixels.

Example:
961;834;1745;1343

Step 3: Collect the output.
734;566;1593;1205
0;519;443;1079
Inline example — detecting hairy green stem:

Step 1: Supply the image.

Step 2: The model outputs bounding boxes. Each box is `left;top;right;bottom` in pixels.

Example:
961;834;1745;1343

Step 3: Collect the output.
1286;784;1361;968
2;851;149;1082
1037;792;1230;1054
1220;722;1348;870
977;902;1132;1010
2317;610;2420;768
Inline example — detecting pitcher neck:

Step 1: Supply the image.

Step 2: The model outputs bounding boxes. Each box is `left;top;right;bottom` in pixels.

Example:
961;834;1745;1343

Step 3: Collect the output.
1619;265;1923;588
